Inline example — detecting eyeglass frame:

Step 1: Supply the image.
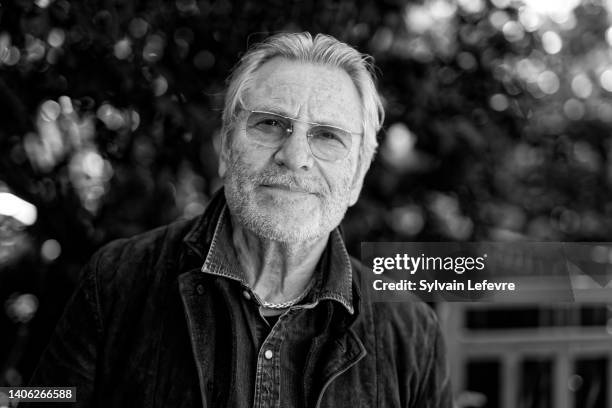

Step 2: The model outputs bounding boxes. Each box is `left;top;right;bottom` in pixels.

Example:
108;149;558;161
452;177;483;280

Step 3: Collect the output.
240;108;363;162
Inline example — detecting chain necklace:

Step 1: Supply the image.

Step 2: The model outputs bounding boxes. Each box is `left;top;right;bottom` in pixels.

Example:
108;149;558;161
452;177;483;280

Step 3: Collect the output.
259;279;315;310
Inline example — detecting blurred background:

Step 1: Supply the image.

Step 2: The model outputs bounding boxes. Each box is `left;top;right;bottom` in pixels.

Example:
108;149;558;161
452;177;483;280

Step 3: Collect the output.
1;0;612;407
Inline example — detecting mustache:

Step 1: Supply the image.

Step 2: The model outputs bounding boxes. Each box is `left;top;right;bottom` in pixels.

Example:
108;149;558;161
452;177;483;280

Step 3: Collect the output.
256;168;325;194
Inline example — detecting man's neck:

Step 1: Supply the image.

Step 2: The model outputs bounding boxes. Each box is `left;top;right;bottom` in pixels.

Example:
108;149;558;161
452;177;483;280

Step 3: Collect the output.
230;215;329;304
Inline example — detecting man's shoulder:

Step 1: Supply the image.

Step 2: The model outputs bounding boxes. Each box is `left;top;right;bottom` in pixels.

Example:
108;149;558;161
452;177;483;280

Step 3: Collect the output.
86;217;199;286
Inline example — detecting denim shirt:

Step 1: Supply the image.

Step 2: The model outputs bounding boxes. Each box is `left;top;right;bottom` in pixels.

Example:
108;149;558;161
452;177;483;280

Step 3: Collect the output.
26;190;452;408
194;203;357;407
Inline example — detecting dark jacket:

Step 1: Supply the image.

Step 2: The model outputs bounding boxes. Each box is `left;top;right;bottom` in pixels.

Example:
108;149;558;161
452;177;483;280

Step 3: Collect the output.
27;192;452;408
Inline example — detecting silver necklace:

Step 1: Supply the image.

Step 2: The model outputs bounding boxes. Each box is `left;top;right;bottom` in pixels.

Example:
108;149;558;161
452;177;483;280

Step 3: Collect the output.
260;279;315;310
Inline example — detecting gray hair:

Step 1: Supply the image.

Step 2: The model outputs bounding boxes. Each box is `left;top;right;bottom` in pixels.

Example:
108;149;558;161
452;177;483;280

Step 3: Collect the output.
221;32;384;178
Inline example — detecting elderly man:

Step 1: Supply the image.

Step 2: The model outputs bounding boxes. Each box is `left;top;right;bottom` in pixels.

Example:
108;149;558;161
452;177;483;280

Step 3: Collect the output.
28;32;451;407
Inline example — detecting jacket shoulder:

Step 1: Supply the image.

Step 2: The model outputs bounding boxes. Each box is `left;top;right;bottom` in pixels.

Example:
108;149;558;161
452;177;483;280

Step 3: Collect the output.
91;218;195;280
77;217;201;336
83;218;199;317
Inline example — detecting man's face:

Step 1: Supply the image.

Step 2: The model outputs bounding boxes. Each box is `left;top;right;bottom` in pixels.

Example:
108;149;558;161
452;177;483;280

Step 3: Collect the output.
221;57;365;243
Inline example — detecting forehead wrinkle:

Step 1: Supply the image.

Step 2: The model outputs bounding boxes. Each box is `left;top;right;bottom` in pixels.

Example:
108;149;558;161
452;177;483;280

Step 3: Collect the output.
246;58;362;131
246;82;300;117
302;89;358;130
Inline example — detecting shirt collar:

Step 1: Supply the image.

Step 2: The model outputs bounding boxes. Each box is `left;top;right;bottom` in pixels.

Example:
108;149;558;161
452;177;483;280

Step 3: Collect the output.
199;195;355;315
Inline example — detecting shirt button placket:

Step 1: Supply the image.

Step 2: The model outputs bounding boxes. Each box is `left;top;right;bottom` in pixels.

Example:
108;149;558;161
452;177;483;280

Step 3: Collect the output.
254;335;281;408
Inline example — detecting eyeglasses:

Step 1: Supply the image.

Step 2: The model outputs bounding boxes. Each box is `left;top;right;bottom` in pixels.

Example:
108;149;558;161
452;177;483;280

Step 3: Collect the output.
244;110;360;162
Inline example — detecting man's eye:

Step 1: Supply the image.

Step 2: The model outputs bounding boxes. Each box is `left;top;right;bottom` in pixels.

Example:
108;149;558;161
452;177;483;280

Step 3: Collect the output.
312;128;345;143
259;119;283;127
317;131;339;140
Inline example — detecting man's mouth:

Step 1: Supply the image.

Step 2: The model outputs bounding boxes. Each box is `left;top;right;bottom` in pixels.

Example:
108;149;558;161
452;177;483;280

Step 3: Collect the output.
261;183;313;194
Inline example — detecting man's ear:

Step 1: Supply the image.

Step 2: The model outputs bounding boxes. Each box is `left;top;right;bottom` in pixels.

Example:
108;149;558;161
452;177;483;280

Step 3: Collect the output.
218;129;231;178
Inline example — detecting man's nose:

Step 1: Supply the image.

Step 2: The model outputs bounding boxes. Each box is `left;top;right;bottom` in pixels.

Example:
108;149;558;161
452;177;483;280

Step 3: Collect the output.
273;126;314;171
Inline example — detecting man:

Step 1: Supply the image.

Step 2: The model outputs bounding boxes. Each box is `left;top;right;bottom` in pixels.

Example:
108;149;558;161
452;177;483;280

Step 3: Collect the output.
28;32;451;407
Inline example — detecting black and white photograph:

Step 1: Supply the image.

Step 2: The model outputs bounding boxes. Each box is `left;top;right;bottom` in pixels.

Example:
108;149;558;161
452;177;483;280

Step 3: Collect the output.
1;0;612;407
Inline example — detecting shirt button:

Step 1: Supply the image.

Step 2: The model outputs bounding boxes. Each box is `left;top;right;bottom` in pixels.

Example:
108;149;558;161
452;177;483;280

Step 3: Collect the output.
264;349;273;360
242;290;251;300
196;284;204;295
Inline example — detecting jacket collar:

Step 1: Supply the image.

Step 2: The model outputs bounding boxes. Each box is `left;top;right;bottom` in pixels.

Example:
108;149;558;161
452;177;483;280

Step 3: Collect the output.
182;188;355;314
182;188;226;260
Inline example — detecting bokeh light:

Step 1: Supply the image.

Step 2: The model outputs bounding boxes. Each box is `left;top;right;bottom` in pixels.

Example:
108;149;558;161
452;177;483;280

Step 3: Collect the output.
457;0;485;14
153;76;168;96
0;193;37;226
519;8;542;32
5;293;39;324
489;10;510;30
571;74;593;99
389;205;425;236
599;69;612;92
490;93;509;111
563;98;585;120
541;31;562;54
47;29;65;48
143;34;165;62
41;239;61;262
129;18;149;39
193;50;215;70
537;70;560;94
523;0;581;23
114;38;132;60
34;0;52;9
40;100;61;122
381;123;416;170
97;104;125;130
25;36;46;62
606;27;612;46
429;192;473;240
491;0;511;8
502;21;525;42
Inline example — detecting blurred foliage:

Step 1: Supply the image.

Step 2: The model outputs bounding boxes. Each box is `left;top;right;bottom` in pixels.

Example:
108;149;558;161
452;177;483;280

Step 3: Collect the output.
2;0;612;388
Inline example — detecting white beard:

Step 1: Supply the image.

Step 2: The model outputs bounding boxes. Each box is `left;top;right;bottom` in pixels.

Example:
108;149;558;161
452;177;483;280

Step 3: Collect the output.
223;151;354;243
